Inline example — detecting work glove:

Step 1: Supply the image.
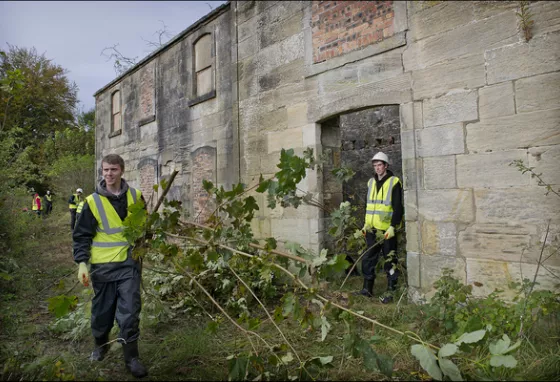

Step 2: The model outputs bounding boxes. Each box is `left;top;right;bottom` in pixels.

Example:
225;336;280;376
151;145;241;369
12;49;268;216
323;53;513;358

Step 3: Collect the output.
384;226;395;240
78;262;89;287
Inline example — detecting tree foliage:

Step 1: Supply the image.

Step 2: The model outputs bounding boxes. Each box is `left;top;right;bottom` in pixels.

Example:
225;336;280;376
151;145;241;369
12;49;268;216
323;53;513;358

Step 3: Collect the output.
0;45;93;193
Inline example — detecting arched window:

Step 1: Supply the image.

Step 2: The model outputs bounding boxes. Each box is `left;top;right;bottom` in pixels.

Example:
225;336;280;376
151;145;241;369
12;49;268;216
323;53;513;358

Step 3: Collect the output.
194;34;214;98
111;90;121;133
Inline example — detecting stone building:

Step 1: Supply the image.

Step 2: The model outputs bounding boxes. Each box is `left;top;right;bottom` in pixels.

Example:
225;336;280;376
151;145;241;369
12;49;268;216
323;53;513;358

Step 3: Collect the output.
94;1;560;300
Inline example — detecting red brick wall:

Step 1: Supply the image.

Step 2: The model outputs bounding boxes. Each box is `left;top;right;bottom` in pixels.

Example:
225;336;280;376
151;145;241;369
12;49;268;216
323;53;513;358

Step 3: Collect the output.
140;165;156;212
312;1;395;63
191;147;216;224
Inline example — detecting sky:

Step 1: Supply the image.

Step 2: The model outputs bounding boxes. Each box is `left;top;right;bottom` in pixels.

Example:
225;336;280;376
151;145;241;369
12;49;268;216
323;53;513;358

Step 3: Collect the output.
0;1;227;112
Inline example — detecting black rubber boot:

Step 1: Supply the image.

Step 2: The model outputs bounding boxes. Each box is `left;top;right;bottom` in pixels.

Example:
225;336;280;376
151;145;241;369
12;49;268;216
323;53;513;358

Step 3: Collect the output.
122;341;148;378
90;337;109;362
353;279;374;297
380;278;398;304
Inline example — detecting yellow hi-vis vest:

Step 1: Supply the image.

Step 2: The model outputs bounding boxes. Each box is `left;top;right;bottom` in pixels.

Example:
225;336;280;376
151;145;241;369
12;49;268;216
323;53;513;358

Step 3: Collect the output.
46;194;52;202
86;188;143;264
76;201;85;214
32;196;39;211
69;193;82;209
365;176;401;231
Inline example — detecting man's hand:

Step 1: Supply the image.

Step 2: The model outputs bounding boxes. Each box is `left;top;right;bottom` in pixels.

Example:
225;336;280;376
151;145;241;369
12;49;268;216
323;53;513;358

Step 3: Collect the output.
384;226;395;240
78;262;89;287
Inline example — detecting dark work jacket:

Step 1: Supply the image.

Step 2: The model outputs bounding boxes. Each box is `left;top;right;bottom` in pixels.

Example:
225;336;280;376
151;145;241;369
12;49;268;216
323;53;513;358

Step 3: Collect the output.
73;178;144;283
365;169;404;228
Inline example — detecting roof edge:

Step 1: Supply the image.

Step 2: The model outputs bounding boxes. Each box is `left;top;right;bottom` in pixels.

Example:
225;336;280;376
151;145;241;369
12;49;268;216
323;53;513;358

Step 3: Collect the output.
93;1;231;98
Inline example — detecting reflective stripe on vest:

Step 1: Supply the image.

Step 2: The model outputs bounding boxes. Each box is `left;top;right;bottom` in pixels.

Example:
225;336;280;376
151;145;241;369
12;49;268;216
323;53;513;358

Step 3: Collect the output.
365;176;400;231
76;201;85;214
86;188;143;264
32;197;39;211
69;193;81;209
46;195;52;202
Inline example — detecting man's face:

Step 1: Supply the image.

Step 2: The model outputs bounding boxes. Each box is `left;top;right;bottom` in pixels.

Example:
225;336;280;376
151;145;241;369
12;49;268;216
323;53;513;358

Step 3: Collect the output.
373;160;388;177
102;161;124;187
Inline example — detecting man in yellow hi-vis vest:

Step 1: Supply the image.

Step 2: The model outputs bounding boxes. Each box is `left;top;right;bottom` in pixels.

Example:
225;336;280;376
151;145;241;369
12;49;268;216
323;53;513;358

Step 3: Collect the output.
72;154;148;378
68;188;83;230
356;152;403;303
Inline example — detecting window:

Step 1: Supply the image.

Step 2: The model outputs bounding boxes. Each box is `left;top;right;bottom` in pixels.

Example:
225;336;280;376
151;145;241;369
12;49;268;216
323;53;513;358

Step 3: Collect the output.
194;34;214;98
111;90;121;134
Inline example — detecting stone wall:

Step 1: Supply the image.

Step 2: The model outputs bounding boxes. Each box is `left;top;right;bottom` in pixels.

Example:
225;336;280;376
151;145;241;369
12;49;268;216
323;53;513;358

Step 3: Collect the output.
95;1;560;300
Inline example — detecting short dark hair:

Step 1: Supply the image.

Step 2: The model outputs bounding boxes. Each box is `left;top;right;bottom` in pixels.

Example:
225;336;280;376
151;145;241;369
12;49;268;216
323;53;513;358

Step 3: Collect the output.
101;154;125;171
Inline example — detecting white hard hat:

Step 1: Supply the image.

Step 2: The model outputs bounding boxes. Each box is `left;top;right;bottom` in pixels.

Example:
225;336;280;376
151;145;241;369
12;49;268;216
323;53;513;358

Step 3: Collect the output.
371;152;390;165
76;188;83;193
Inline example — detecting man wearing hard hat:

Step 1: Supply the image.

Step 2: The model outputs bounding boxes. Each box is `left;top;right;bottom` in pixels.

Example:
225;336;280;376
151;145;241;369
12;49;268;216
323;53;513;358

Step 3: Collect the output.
357;152;403;303
68;188;83;230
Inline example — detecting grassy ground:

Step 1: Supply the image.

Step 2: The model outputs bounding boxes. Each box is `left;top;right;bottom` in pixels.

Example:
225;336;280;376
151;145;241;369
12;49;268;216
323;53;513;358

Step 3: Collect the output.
1;196;559;381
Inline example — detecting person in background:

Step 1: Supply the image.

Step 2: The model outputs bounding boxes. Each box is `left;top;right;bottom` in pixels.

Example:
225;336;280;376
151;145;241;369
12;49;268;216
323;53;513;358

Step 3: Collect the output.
32;192;42;218
44;190;53;216
68;188;83;230
73;154;148;378
356;151;403;304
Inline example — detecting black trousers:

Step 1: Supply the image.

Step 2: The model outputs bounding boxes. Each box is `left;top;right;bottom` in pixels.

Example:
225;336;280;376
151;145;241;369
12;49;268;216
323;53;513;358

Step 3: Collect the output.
91;275;142;343
45;202;52;215
70;209;77;230
362;230;399;284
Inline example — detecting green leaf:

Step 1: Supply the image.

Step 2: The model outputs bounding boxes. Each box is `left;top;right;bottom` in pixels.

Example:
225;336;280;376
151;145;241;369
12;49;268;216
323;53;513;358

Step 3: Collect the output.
256;175;271;193
411;344;443;381
454;329;486;345
228;355;249;381
355;339;392;377
376;354;394;378
281;352;294;364
490;354;517;368
47;295;78;318
489;334;511;355
439;358;463;381
320;315;331;342
202;179;214;193
438;343;458;358
264;237;277;251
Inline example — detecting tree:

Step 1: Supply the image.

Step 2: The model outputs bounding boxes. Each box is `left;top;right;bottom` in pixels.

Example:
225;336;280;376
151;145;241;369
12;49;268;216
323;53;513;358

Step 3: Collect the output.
0;45;81;191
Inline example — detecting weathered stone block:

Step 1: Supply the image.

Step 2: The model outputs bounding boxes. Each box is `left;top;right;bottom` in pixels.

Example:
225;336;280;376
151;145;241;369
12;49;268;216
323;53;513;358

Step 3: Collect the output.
357;49;404;85
472;1;518;20
404;189;418;221
416;123;465;157
408;1;475;42
423;90;478;127
258;59;304;93
287;103;308;129
412;55;486;100
466;108;560;152
267;127;303;153
420;255;466;291
407;252;421;288
421;221;457;256
515;72;560;114
317;64;359;94
413;102;423;129
479;82;515;120
418;189;474;223
400;130;416;160
402;157;423;191
403;11;518;71
257;106;287;132
528;1;560;38
258;32;304;73
260;11;302;49
400;103;414;131
486;31;560;84
238;34;258;61
238;13;257;42
474;187;560;225
466;258;560;298
423;155;456;189
271;218;312;248
459;223;535;263
529;145;560;186
456;150;529;188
